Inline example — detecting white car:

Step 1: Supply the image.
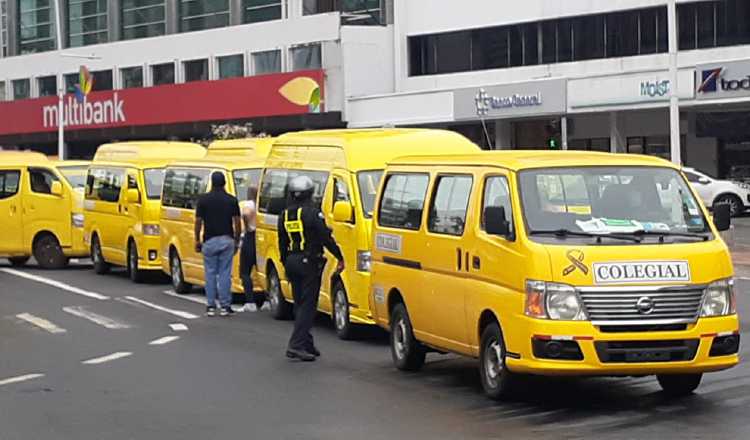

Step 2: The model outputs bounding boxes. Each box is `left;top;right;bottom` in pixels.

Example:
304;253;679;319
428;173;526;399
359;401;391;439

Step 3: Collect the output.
683;167;750;217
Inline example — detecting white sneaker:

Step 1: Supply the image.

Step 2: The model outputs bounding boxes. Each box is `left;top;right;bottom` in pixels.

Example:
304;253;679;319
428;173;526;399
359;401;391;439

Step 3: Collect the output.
260;302;271;312
243;303;258;312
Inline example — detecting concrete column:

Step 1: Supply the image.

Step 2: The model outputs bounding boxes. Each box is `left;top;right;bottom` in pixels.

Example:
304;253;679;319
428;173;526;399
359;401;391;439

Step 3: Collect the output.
58;0;68;48
230;0;242;25
494;120;512;150
384;0;393;24
609;112;625;153
108;0;121;42
561;116;568;150
7;0;18;56
166;0;179;34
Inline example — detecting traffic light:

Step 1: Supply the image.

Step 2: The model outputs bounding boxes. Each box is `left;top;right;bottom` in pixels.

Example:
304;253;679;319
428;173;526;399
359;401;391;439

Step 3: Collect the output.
545;119;561;150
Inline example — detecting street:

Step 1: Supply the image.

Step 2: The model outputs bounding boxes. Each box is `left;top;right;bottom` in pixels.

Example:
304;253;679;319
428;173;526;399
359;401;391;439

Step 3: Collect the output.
0;259;748;440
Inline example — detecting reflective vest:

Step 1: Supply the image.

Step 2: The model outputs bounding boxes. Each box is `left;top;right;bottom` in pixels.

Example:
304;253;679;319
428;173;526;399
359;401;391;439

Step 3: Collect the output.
284;208;306;253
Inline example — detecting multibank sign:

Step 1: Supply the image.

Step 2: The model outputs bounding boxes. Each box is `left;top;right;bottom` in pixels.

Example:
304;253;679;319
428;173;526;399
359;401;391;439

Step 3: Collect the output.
0;70;324;136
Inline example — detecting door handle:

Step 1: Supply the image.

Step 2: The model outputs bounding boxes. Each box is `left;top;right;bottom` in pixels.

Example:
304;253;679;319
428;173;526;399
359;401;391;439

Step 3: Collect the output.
472;256;481;270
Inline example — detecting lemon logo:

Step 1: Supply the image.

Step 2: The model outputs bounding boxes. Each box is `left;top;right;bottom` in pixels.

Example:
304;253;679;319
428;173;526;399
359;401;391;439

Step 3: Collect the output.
279;77;322;113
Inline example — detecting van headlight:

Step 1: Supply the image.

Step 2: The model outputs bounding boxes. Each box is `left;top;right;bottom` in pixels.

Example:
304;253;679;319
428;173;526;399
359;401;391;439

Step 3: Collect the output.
357;250;372;272
701;278;736;317
525;280;587;321
71;213;84;228
143;224;160;236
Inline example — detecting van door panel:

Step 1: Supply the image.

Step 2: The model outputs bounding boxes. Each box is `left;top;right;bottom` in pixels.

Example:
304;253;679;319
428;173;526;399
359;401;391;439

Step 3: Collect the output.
24;167;72;248
0;169;24;253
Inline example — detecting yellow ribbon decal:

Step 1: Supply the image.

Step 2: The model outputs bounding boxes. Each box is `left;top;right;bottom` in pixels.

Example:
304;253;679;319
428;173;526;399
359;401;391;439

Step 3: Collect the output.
563;250;588;276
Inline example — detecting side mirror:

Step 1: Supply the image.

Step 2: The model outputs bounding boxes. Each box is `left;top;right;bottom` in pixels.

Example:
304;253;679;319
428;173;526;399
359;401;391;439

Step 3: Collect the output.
713;203;731;232
50;181;63;196
126;188;140;204
333;201;354;223
484;206;511;237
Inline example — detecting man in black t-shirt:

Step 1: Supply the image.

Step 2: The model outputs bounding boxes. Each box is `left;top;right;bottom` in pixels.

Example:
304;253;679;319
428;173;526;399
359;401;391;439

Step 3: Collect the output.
195;172;241;317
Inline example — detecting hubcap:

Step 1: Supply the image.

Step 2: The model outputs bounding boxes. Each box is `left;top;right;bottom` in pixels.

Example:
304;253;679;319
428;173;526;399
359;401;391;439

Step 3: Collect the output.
129;247;136;272
269;275;280;309
484;339;503;387
171;256;181;286
93;242;100;263
335;289;348;331
393;318;407;359
728;199;739;216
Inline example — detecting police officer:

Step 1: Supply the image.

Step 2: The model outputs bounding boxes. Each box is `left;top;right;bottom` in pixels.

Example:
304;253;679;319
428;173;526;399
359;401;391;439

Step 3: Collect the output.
278;175;344;362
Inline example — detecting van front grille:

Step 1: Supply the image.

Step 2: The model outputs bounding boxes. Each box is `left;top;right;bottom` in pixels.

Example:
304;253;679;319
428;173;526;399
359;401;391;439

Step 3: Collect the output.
578;286;704;325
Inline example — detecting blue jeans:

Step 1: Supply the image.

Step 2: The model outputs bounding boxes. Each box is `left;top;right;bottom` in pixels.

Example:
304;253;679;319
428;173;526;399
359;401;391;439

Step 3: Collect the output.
202;236;235;308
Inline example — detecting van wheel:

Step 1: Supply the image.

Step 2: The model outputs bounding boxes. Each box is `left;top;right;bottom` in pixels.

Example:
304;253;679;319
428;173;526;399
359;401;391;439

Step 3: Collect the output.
91;235;110;274
33;235;68;270
390;303;425;371
479;322;515;400
657;374;703;397
170;251;192;294
714;194;743;217
268;267;292;320
127;242;145;283
8;257;30;267
332;281;355;340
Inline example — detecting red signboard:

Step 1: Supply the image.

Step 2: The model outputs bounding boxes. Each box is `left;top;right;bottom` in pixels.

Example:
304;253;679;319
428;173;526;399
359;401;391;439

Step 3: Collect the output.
0;70;325;136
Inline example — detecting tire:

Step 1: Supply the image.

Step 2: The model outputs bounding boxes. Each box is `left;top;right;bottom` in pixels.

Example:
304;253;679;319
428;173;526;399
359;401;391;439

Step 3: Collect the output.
170;250;192;294
657;374;703;397
127;241;145;283
713;194;743;218
267;267;293;320
33;234;68;270
91;235;110;274
478;322;515;400
8;256;30;267
390;303;426;371
332;281;355;340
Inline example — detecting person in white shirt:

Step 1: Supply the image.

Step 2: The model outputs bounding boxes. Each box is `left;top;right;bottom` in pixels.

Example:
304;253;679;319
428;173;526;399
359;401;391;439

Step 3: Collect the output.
239;186;268;312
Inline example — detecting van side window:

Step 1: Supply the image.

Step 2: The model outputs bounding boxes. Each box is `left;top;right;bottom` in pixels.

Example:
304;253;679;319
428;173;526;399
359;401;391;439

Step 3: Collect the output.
28;168;59;194
233;169;261;202
333;177;350;207
258;169;329;215
86;168;125;203
378;173;430;230
0;170;21;199
162;168;211;209
428;175;473;236
482;176;514;237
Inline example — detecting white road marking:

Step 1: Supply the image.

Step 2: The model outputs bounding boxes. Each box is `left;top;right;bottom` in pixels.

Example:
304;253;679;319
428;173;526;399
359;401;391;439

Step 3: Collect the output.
149;336;180;345
15;313;67;334
169;323;188;331
1;268;109;300
163;290;205;305
122;296;199;320
62;306;131;329
738;277;750;282
82;351;133;365
0;373;45;387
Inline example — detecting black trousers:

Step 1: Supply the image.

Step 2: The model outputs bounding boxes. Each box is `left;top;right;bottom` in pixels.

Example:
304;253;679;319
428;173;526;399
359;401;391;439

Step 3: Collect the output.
285;254;323;352
239;231;265;307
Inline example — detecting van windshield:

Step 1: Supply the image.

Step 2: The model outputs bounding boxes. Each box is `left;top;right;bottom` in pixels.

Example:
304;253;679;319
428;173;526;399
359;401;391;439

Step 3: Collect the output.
58;166;87;189
357;170;383;218
144;168;166;199
518;166;711;243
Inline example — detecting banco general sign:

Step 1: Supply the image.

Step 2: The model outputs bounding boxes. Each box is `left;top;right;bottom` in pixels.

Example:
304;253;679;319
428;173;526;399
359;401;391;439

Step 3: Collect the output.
453;78;566;121
696;60;750;100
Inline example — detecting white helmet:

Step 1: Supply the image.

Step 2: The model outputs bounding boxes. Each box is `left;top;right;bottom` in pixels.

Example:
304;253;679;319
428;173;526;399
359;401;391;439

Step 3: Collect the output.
289;175;314;200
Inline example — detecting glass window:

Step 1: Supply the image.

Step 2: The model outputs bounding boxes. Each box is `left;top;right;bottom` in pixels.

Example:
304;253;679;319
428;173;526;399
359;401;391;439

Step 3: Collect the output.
409;34;437;75
143;168;165;199
1;0;9;57
58;165;87;189
333;176;350;208
428;175;473;236
233;169;261;202
541;20;557;64
122;0;166;40
252;50;281;75
217;54;244;79
28;167;59;194
243;0;281;24
184;59;208;82
85;167;125;203
378;173;430;230
436;31;471;74
684;171;702;183
482;176;513;236
523;22;539;66
471;27;507;70
91;70;113;91
0;170;21;199
697;1;716;48
68;0;108;48
509;25;523;67
356;170;382;218
716;0;750;47
557;18;573;62
607;10;639;57
291;44;321;71
258;169;329;215
12;79;30;100
37;75;57;97
64;73;79;93
18;0;56;54
121;66;144;88
180;0;230;32
574;15;605;60
152;62;175;85
0;81;6;101
679;3;697;50
162;168;211;209
640;8;658;54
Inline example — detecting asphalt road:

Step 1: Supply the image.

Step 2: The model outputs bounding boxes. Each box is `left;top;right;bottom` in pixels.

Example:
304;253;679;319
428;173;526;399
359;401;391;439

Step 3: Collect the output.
1;262;749;440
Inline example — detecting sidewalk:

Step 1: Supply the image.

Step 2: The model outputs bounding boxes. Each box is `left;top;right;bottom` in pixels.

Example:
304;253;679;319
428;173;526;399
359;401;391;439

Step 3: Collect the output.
731;244;750;279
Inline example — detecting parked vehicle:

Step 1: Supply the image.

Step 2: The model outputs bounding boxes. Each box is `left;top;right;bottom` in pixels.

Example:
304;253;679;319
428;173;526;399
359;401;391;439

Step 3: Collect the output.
83;142;205;282
727;165;750;184
0;152;91;268
255;129;479;339
370;151;739;399
683;167;750;217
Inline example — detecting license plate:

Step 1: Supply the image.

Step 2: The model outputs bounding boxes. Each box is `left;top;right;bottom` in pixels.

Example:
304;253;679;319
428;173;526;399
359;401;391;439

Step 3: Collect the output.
625;351;670;362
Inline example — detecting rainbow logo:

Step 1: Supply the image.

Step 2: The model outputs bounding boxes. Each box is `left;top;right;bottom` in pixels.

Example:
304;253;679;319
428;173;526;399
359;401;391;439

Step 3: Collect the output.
74;66;94;103
278;77;322;113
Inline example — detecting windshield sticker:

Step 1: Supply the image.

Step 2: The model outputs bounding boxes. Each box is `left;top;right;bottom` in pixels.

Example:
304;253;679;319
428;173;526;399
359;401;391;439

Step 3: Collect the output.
576;218;671;234
563;250;589;277
593;261;691;284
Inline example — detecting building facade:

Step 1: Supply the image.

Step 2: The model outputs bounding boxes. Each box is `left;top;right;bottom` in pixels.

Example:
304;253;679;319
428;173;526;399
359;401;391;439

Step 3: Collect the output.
347;0;750;179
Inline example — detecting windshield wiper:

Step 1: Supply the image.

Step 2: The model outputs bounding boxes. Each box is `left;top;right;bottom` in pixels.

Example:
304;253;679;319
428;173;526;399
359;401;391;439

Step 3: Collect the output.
627;229;709;242
528;229;642;243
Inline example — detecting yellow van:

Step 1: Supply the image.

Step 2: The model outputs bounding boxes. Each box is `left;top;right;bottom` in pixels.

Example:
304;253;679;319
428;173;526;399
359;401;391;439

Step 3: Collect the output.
255;129;479;339
0;152;90;268
83;142;205;282
370;151;739;399
160;139;272;296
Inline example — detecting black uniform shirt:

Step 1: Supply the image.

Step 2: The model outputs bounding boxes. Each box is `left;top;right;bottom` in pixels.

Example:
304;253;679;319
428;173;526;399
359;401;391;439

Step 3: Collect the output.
196;190;240;242
278;201;343;264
